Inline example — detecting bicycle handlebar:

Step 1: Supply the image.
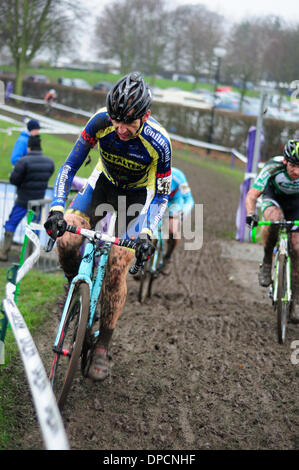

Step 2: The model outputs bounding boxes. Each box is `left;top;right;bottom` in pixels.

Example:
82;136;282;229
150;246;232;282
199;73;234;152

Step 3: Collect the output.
44;225;145;274
251;220;299;243
256;220;299;226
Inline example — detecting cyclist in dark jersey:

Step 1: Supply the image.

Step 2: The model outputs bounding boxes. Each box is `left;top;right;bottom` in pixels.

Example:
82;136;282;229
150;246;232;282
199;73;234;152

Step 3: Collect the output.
245;139;299;323
44;72;172;379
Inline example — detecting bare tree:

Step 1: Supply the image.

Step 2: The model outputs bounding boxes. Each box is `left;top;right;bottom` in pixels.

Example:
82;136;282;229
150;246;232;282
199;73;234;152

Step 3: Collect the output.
167;5;225;87
263;21;299;84
224;16;297;108
134;0;169;84
0;0;80;95
167;6;190;73
225;18;272;108
94;0;168;80
94;0;138;74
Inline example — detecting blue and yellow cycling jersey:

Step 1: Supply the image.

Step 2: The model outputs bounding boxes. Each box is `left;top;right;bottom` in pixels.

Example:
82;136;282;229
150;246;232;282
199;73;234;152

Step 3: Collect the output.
168;167;194;216
51;108;172;237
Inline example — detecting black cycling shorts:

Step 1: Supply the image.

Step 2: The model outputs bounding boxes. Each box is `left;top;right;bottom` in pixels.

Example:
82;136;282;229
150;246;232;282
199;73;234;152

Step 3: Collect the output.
262;183;299;230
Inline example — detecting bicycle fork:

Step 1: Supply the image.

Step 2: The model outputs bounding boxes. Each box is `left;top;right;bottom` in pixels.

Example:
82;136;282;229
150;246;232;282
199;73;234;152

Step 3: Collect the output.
53;242;94;352
272;255;292;305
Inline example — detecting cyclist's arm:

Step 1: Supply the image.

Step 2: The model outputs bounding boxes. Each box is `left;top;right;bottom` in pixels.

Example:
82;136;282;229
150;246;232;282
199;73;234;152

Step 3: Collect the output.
50;141;92;212
142;141;172;238
126;144;172;240
50;112;106;212
180;183;194;215
245;187;262;215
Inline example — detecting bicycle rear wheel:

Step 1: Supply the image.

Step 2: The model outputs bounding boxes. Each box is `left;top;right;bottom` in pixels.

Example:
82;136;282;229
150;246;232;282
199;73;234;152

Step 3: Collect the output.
49;282;90;410
138;260;154;303
276;254;288;344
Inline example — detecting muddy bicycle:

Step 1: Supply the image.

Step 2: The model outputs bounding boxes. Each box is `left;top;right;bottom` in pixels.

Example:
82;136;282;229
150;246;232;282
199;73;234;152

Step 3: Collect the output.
47;217;142;410
252;219;299;344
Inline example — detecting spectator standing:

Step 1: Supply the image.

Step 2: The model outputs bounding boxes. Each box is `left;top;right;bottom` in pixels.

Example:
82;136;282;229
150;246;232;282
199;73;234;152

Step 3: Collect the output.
10;119;40;166
0;135;54;261
5;81;13;102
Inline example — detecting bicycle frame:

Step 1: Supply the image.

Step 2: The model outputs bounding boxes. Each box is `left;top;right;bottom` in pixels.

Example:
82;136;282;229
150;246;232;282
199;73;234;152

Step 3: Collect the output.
150;224;165;276
53;214;117;351
53;241;108;349
253;221;299;303
272;227;292;304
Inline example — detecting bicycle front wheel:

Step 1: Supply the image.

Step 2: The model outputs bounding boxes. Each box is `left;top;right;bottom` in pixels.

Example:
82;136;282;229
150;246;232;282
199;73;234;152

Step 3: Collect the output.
276;254;289;344
49;282;90;410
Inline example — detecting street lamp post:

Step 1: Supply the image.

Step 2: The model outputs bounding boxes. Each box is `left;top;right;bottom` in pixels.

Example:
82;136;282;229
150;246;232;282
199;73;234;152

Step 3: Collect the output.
207;46;227;154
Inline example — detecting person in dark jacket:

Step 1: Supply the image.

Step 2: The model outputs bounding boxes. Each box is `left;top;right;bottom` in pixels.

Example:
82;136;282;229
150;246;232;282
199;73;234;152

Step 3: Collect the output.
0;135;54;261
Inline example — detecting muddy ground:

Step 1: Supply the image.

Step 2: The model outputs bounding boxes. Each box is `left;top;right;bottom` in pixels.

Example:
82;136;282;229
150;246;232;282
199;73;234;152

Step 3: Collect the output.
3;153;299;451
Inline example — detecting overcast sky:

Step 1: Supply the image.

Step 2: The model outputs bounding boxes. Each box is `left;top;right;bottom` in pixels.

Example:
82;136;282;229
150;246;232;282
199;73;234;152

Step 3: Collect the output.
83;0;299;23
77;0;299;60
171;0;299;22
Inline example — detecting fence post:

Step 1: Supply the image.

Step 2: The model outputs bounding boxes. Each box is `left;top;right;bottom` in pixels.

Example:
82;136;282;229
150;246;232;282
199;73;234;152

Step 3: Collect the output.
235;91;266;242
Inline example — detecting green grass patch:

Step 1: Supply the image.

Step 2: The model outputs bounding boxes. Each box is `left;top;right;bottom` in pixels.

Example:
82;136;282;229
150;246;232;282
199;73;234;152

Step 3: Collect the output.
1;64;259;97
0;116;245;187
0;267;64;449
174;145;244;184
0;120;99;182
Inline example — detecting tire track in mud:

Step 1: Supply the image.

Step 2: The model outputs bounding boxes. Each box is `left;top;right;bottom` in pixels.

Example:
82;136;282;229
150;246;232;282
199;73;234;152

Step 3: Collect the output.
6;155;299;450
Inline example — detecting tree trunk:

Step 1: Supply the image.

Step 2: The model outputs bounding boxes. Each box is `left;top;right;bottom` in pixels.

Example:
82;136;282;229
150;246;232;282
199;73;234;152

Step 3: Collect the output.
15;58;27;96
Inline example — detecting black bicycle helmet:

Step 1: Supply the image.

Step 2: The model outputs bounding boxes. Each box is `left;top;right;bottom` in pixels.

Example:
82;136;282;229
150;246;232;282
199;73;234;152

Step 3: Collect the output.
283;139;299;164
106;71;152;123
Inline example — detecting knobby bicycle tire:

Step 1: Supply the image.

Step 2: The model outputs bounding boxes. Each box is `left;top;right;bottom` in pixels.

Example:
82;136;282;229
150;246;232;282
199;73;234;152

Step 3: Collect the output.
276;254;288;344
49;282;90;410
138;239;166;303
138;260;154;303
81;309;100;378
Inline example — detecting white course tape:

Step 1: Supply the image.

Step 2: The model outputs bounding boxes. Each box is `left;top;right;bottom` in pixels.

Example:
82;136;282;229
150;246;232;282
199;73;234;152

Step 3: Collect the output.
15;225;41;285
3;284;70;450
2;223;70;449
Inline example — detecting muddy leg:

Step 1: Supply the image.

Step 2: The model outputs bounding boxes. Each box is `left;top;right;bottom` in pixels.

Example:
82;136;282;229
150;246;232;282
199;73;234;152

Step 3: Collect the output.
97;245;134;348
262;206;282;264
56;213;91;282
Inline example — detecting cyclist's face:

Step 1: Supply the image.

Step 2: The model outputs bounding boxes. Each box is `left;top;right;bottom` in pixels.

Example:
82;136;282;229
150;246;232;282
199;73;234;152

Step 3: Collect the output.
111;110;151;141
285;161;299;180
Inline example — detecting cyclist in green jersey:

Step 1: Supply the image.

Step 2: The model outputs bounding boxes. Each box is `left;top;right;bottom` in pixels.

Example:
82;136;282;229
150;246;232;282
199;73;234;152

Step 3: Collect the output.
245;139;299;323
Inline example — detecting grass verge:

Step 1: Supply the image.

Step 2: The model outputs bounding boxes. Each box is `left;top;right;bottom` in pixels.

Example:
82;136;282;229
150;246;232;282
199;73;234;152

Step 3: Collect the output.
0;119;99;182
1;65;259;97
174;146;244;184
0;266;64;449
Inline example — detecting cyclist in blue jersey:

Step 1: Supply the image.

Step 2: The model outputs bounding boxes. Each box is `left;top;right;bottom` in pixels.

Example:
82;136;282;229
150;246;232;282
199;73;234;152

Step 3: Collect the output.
164;167;194;267
44;72;172;380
